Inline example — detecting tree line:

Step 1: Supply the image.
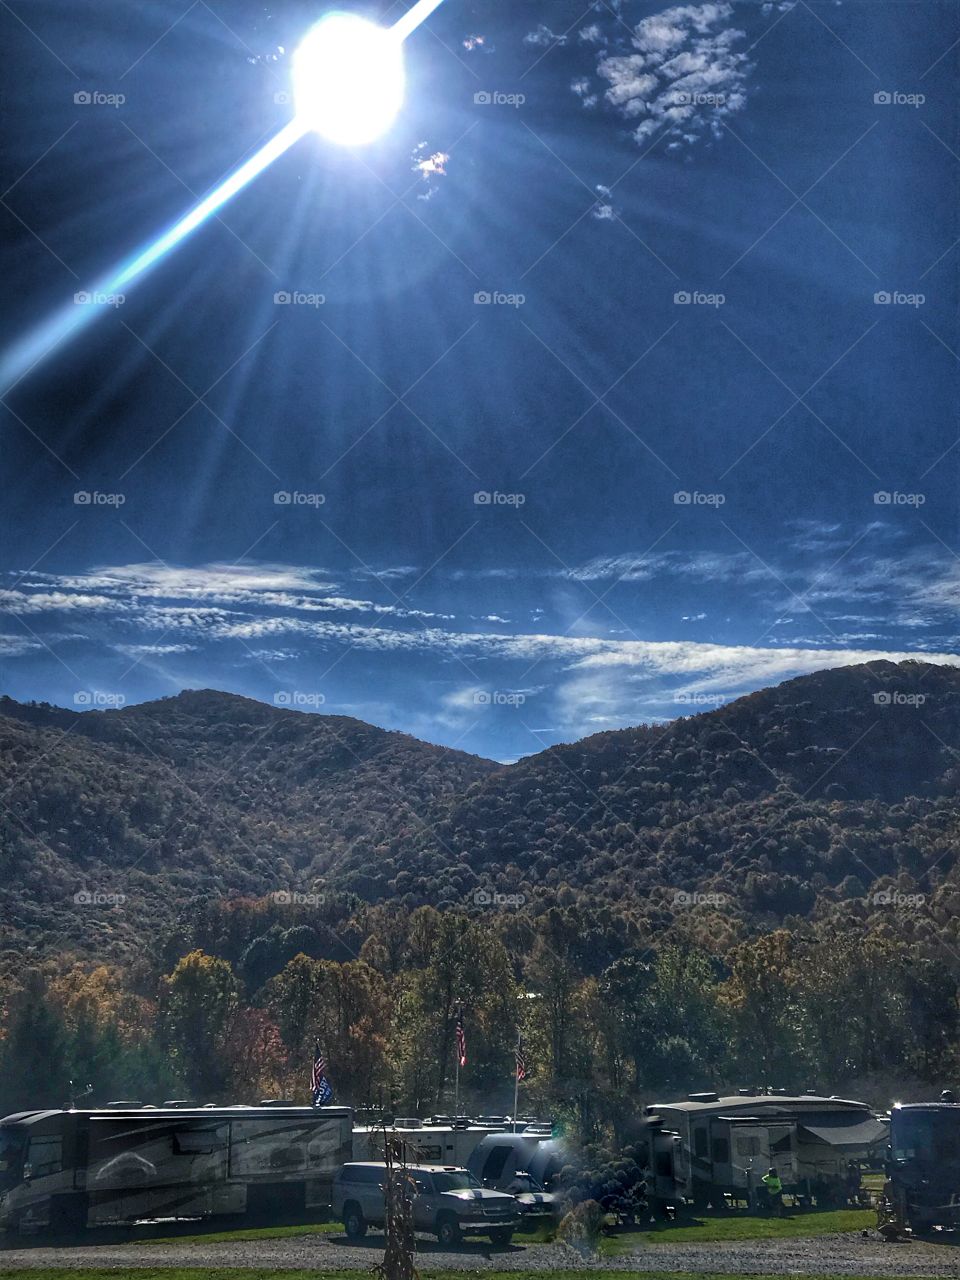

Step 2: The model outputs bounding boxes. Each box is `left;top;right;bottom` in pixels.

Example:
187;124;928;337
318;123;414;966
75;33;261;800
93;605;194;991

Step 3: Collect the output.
2;896;958;1136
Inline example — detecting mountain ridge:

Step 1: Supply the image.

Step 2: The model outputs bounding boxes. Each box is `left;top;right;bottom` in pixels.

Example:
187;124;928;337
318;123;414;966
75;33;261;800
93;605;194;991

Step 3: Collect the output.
2;658;960;959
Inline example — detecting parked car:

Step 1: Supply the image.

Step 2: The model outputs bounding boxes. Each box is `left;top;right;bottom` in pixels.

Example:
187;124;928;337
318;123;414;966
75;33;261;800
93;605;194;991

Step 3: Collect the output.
332;1161;520;1246
500;1171;561;1221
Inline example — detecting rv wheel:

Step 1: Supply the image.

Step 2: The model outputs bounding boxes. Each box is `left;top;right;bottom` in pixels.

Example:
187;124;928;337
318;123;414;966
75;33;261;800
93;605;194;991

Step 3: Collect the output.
489;1226;514;1247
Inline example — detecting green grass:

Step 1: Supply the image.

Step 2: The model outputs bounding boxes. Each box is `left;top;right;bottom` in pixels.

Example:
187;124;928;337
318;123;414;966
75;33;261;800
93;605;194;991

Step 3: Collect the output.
140;1220;552;1247
600;1208;875;1254
2;1271;946;1280
141;1221;343;1245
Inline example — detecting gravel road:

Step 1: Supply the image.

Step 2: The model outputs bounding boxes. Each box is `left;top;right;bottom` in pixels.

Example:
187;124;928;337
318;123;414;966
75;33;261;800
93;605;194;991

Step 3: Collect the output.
2;1229;960;1275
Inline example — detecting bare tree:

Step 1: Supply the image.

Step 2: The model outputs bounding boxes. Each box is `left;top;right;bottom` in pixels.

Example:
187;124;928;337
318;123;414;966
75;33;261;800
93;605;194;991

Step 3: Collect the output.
373;1125;418;1280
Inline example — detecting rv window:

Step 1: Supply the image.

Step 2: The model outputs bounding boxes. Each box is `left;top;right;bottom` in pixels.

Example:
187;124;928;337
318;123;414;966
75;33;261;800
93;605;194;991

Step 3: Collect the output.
481;1146;511;1181
655;1151;672;1176
694;1129;708;1158
27;1136;62;1179
711;1138;729;1164
735;1136;760;1158
175;1126;228;1155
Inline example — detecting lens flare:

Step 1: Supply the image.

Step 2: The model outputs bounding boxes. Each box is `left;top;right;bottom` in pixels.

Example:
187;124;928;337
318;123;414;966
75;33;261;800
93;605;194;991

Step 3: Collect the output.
294;13;405;146
0;0;446;393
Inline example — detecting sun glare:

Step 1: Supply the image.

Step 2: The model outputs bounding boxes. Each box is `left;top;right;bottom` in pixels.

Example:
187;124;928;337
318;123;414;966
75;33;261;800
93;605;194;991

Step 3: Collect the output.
293;12;405;146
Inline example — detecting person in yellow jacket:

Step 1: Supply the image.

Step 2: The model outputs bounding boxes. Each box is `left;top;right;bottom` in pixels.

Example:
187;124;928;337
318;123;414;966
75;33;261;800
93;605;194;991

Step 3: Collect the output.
761;1167;783;1216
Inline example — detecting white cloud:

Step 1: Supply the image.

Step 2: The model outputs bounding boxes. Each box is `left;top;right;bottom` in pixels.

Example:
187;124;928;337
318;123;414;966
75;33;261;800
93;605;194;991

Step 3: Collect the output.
4;564;448;623
525;24;567;48
115;643;198;657
578;1;752;148
0;633;42;657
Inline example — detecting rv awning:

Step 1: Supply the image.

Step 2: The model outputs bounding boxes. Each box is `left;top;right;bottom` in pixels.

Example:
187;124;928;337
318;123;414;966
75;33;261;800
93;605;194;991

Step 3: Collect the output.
797;1117;888;1149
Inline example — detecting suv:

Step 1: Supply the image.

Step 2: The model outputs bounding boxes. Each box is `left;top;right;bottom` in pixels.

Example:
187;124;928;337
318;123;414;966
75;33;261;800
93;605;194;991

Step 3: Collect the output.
332;1162;520;1246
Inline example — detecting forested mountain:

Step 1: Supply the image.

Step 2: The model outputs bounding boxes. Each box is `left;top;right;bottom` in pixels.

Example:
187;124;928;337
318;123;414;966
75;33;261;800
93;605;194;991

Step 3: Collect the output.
0;688;495;955
3;660;960;1120
2;659;960;958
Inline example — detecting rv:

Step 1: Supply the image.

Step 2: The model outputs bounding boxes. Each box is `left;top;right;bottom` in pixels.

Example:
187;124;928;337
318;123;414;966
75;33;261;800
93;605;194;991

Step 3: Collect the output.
0;1104;352;1234
889;1098;960;1231
352;1117;512;1167
643;1092;887;1209
466;1131;565;1190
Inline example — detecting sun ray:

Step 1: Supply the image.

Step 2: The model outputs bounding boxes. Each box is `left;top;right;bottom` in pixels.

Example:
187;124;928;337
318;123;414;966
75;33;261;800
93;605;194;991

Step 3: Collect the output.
0;0;448;394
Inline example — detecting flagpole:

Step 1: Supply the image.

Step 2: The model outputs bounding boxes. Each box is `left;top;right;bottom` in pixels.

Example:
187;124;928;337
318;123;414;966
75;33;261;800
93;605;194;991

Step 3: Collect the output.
454;1003;460;1115
512;1031;520;1132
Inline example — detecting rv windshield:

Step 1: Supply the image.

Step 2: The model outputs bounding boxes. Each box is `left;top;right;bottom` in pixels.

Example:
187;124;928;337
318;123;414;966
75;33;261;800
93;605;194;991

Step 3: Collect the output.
893;1109;960;1164
0;1128;25;1189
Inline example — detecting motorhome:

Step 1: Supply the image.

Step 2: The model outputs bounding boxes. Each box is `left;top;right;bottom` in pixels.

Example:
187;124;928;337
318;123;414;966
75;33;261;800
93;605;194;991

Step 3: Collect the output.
0;1103;352;1234
642;1091;887;1209
889;1098;960;1231
466;1132;566;1189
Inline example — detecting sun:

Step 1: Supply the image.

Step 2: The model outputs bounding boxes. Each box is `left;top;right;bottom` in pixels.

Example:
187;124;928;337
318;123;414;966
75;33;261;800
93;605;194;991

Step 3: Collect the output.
293;12;406;146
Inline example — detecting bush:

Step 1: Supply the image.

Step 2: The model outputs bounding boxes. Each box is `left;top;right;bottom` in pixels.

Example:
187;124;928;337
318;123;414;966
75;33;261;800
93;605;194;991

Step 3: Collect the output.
556;1199;605;1255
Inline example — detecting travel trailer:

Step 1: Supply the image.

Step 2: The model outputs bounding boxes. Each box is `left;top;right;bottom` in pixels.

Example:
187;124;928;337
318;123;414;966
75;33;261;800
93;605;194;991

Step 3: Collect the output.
352;1116;520;1167
642;1092;887;1209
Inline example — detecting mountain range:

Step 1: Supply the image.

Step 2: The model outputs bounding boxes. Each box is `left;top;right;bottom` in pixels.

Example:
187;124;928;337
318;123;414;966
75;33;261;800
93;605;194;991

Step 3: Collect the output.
3;658;960;960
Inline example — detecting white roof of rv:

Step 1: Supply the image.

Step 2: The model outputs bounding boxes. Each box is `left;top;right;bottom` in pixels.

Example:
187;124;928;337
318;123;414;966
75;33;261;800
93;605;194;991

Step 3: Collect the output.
652;1094;872;1112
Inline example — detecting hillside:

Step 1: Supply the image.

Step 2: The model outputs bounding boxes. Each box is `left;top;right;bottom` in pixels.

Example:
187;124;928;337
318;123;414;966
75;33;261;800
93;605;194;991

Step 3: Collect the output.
0;689;496;955
331;659;960;926
3;659;960;957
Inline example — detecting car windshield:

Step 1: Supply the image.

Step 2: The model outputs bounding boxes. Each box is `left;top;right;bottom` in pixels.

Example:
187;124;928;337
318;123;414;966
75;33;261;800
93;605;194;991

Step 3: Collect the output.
509;1174;543;1191
433;1171;481;1192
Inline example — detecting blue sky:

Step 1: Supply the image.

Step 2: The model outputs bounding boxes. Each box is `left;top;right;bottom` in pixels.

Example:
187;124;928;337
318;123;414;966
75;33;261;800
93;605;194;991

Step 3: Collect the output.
1;0;958;761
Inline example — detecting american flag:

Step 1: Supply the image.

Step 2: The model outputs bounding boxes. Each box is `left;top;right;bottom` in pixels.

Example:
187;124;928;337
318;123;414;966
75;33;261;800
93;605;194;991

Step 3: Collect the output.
311;1038;332;1106
455;1008;467;1068
515;1037;528;1082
